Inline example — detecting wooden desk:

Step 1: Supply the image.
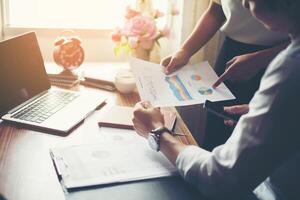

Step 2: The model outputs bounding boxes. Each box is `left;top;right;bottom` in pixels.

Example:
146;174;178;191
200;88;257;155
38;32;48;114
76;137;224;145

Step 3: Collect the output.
0;64;197;200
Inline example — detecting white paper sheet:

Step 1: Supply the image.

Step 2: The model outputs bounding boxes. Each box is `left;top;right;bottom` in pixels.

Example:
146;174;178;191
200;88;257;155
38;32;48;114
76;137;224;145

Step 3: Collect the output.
129;57;235;107
50;130;177;189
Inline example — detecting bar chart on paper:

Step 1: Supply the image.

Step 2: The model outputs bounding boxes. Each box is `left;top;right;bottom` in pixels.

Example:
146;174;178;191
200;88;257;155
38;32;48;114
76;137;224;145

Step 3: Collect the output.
129;58;235;107
165;75;193;101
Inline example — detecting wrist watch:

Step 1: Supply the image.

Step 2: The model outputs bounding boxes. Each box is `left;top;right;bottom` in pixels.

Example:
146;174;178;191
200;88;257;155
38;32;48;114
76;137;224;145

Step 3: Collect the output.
148;126;173;151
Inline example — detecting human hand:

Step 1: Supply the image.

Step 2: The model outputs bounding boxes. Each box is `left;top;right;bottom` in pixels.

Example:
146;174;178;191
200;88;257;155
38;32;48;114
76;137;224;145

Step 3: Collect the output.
213;53;262;88
223;104;249;127
160;49;191;75
132;101;165;138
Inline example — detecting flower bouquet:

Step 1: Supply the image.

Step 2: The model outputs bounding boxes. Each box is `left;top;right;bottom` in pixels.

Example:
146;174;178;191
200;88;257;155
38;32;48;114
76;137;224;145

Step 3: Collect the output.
111;2;178;61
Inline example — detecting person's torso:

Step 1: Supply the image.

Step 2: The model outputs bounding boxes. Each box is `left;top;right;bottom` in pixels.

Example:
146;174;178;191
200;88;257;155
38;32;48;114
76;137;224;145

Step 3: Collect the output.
220;0;288;45
252;36;300;200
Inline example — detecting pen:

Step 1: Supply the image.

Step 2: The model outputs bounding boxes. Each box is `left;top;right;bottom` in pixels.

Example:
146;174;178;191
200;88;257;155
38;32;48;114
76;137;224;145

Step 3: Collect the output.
80;80;116;91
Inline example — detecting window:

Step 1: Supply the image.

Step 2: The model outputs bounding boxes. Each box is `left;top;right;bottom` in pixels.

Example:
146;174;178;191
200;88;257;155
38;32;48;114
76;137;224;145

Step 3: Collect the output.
6;0;129;29
1;0;172;62
5;0;168;29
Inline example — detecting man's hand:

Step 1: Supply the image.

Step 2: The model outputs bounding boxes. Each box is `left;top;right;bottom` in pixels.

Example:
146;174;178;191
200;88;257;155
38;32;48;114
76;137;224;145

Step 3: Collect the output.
213;53;263;88
132;101;165;138
223;104;249;127
133;102;186;164
161;49;191;75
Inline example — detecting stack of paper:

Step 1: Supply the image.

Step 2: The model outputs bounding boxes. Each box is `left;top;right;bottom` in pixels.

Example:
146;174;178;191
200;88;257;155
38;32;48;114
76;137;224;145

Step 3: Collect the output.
50;131;177;189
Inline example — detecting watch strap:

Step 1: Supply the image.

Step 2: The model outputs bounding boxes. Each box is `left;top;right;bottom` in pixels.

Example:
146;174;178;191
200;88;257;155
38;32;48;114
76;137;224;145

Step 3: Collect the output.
150;126;173;136
149;127;172;151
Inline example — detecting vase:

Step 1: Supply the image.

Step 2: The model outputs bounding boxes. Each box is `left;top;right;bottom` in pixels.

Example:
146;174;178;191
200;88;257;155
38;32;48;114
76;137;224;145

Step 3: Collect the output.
149;42;161;64
132;46;151;61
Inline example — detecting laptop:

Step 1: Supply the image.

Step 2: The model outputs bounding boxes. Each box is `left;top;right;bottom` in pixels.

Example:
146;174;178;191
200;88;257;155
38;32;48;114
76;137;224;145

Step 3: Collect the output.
0;32;106;134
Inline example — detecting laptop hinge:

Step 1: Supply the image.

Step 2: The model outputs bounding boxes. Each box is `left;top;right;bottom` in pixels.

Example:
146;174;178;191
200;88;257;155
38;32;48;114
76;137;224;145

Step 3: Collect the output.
7;90;49;114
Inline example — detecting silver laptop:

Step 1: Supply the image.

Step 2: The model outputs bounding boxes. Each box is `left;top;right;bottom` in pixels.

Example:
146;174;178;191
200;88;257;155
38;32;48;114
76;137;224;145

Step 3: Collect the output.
0;32;106;134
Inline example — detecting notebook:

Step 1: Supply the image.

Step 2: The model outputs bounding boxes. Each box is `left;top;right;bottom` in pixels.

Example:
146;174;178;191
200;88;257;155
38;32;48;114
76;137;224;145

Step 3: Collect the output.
98;106;177;131
46;63;116;91
0;32;106;134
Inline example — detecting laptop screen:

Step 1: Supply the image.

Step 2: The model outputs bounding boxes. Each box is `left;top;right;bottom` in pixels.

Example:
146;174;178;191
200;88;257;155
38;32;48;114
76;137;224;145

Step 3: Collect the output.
0;32;51;116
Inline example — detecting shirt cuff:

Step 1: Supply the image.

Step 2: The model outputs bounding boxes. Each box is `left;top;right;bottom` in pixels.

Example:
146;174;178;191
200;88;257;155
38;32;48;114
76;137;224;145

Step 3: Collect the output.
175;145;211;179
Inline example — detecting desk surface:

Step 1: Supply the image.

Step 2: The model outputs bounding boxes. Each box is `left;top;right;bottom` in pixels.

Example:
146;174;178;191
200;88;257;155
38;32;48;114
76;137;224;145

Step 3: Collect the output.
0;63;198;200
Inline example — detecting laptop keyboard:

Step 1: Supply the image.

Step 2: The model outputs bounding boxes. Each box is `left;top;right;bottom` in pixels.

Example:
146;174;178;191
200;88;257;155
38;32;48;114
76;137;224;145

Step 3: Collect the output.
11;91;80;124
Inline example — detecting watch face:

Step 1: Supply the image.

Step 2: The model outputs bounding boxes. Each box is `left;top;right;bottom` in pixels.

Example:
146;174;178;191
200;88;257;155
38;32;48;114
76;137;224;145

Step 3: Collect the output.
148;134;159;151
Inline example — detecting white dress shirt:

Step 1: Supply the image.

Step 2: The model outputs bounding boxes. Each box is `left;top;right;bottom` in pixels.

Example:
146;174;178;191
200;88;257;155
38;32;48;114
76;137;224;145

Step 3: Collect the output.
176;36;300;200
212;0;287;45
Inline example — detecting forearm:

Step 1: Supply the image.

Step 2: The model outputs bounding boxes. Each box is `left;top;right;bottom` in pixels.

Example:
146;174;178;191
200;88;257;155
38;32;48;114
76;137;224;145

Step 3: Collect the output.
181;2;225;57
251;41;290;70
159;132;187;165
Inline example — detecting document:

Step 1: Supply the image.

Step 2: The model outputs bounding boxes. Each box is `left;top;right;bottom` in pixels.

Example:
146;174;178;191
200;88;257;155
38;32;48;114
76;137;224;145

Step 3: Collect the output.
50;130;177;189
129;57;235;107
98;105;177;131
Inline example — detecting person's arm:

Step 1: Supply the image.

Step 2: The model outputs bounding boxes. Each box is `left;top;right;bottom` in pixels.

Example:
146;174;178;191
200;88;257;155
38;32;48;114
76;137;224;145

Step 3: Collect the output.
162;1;225;74
213;41;290;88
133;55;300;199
181;1;225;58
223;104;249;126
159;132;186;164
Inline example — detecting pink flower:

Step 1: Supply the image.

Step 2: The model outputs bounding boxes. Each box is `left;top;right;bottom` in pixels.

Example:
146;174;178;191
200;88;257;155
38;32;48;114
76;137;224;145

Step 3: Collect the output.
125;7;140;20
110;28;122;42
111;5;173;55
123;15;157;41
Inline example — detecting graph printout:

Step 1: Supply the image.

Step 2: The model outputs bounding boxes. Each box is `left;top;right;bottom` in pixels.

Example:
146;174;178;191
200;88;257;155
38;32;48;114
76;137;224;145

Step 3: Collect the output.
129;57;235;107
50;129;177;188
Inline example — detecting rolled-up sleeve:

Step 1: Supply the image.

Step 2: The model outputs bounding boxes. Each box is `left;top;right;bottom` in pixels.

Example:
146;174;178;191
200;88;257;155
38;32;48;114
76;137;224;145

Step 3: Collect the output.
176;146;211;183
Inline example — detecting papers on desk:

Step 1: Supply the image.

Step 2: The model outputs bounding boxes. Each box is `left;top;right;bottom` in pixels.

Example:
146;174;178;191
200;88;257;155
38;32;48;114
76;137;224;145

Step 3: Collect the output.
129;57;235;107
50;130;177;189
